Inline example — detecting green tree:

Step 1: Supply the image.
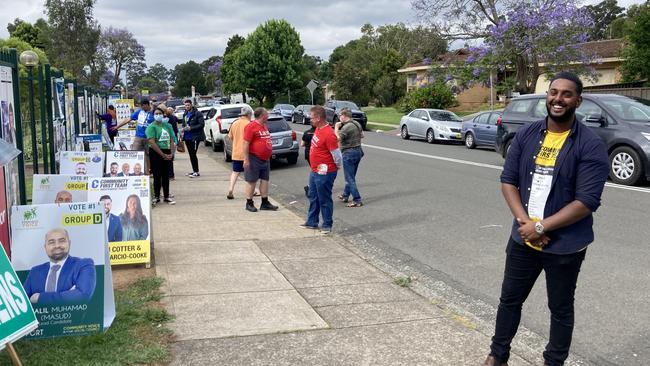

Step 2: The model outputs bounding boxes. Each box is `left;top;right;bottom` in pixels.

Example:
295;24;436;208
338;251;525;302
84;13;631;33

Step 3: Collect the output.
147;63;170;84
7;18;52;54
222;34;247;101
586;0;625;40
45;0;101;79
235;20;305;105
398;83;456;113
172;61;206;97
224;34;245;57
621;4;650;81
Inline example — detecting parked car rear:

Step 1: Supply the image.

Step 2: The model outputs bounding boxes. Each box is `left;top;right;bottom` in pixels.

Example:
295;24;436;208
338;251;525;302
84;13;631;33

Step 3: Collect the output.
223;113;299;165
272;104;295;121
203;103;252;152
462;111;502;149
496;93;650;185
292;105;314;124
399;109;463;143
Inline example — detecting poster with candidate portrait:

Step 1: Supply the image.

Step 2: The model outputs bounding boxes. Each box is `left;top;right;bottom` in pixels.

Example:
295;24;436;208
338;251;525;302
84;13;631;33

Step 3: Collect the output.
75;134;103;152
113;136;135;151
10;202;115;339
87;176;151;265
104;151;145;178
59;151;104;177
113;99;134;122
32;175;88;205
0;66;20;208
52;78;67;161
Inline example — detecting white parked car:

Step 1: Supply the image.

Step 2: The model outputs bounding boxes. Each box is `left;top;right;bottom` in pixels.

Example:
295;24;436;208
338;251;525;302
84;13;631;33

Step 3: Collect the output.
203;103;252;152
174;105;185;120
399;109;464;143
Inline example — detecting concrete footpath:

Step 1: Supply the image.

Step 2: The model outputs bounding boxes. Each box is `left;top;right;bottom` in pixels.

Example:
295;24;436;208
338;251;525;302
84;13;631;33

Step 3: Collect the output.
152;148;531;365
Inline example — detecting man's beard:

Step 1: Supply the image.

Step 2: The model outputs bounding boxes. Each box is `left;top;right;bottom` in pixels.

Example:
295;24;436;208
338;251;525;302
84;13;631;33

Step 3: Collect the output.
546;104;577;124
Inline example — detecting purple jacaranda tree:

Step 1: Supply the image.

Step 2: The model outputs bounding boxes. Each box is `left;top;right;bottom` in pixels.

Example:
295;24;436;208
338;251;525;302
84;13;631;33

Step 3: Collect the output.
207;59;223;93
99;70;115;90
98;27;146;89
464;0;598;93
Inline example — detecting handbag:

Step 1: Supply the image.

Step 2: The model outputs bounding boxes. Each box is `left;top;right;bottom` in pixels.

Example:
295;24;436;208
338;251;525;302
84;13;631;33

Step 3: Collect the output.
176;139;186;153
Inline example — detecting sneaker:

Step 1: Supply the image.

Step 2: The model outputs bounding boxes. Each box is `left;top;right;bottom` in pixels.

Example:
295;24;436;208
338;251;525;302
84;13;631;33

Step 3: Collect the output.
164;198;176;205
320;227;332;235
246;201;258;212
189;172;200;178
185;172;194;176
226;191;234;200
300;223;318;229
153;197;161;204
259;201;278;211
168;193;175;198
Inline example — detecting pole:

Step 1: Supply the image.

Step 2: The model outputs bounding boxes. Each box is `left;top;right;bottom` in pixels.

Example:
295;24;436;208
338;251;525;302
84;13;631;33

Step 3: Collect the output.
45;65;56;173
8;49;27;204
310;91;314;106
288;89;291;104
489;71;494;111
27;67;38;174
6;343;23;366
38;65;49;174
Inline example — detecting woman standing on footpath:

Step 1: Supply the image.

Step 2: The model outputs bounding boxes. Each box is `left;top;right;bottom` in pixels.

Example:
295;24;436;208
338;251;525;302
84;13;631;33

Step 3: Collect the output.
147;105;177;205
334;108;364;207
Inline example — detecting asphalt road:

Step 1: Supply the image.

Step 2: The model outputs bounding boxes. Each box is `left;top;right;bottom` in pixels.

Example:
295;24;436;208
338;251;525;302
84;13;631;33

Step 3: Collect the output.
202;123;650;365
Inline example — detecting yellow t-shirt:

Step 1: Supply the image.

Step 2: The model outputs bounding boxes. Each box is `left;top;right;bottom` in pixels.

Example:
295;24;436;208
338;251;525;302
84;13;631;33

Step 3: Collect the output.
228;117;251;161
525;130;570;250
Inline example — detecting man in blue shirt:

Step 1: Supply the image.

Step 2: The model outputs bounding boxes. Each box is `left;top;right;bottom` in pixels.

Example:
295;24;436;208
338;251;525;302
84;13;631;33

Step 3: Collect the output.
483;72;609;366
116;99;153;172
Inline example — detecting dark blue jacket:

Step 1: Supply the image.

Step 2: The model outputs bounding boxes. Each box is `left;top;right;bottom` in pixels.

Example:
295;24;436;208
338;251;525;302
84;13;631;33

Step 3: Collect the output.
501;118;609;254
23;256;96;304
107;213;123;242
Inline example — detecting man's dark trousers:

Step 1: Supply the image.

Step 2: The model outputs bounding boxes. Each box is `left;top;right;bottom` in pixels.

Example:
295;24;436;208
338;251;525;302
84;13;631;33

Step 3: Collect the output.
490;238;586;365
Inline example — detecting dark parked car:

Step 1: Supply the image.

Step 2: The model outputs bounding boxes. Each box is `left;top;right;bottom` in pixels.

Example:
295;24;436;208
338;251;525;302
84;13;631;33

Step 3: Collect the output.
223;113;299;165
462;111;502;149
324;100;368;130
496;93;650;185
272;104;295;121
291;104;314;125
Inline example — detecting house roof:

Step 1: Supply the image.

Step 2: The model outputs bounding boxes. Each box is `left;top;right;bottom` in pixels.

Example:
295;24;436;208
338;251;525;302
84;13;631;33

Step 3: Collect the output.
398;39;625;72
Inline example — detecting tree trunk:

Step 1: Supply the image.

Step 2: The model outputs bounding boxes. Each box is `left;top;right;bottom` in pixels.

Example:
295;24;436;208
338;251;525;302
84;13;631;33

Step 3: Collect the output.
242;91;246;103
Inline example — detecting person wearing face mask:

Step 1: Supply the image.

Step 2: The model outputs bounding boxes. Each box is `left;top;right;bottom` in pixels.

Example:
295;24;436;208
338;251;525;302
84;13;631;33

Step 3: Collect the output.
166;107;180;180
146;105;177;205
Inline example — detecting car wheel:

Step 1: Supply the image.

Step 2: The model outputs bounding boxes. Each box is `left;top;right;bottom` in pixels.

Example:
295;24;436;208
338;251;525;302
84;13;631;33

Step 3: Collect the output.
426;129;436;144
204;139;210;147
609;146;643;185
223;144;232;162
287;155;298;165
303;118;308;125
503;139;513;158
465;132;476;149
401;125;410;140
211;132;220;152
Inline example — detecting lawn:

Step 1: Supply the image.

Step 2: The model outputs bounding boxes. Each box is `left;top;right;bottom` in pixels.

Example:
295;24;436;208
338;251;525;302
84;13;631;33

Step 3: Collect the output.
362;107;403;125
0;276;173;366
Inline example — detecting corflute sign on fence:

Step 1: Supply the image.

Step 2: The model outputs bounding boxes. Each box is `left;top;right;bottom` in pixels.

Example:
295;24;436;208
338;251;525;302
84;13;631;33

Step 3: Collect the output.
32;175;89;205
59;151;104;177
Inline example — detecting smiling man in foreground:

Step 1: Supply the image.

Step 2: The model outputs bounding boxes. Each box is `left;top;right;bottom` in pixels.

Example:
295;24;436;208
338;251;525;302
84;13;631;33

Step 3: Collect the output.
483;72;609;366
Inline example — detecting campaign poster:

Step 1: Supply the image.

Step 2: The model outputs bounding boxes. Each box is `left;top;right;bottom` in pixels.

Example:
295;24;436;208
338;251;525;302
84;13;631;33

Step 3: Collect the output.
113;99;134;122
0;66;20;208
52;78;66;161
32;175;88;205
59;151;104;177
75;134;102;152
117;128;136;137
78;97;86;133
0;170;9;256
113;136;135;151
104;151;145;177
0;244;38;349
65;83;75;149
11;202;116;339
87;177;151;265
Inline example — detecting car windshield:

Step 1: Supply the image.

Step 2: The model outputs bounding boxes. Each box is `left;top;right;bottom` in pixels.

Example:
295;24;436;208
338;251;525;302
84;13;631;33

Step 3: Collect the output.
268;119;290;133
221;108;241;119
335;101;359;110
276;104;294;110
599;96;650;121
428;111;462;122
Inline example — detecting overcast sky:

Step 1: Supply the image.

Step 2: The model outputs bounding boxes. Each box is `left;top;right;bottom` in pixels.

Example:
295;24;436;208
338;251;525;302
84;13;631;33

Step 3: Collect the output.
0;0;646;69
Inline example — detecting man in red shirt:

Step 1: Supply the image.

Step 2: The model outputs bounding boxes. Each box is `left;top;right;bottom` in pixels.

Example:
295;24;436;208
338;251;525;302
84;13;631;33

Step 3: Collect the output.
302;106;342;234
243;108;278;212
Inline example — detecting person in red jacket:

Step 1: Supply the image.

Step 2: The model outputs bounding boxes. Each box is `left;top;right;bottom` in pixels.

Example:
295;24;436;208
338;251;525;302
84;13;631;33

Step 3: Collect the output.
242;108;279;212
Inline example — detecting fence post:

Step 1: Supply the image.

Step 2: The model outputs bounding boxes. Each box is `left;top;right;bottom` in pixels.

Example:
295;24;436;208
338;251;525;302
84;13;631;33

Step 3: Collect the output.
37;65;49;174
8;49;27;204
73;81;80;137
45;64;56;173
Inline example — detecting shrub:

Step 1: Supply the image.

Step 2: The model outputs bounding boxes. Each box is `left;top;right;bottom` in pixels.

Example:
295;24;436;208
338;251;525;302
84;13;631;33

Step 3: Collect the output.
397;83;456;113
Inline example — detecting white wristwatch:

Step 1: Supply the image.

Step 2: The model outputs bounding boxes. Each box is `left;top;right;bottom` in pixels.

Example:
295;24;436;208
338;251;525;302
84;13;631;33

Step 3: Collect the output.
535;221;545;235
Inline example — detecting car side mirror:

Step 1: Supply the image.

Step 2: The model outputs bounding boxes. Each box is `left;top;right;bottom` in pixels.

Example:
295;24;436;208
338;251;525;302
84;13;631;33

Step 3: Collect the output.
421;116;429;121
585;113;606;127
220;129;229;134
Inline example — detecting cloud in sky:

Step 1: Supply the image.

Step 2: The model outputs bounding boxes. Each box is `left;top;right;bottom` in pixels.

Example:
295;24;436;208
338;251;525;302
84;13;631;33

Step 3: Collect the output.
0;0;646;68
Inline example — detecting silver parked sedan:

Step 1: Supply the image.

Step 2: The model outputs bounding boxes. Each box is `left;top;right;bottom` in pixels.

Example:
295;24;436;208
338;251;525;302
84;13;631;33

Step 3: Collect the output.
399;109;464;143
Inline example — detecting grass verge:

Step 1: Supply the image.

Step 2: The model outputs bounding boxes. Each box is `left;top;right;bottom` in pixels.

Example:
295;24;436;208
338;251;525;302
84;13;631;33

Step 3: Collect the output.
362;107;403;125
0;276;173;366
367;123;398;132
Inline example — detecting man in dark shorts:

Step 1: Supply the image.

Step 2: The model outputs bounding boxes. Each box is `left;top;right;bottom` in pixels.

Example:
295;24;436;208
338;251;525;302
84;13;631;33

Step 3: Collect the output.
243;108;278;212
227;106;253;199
